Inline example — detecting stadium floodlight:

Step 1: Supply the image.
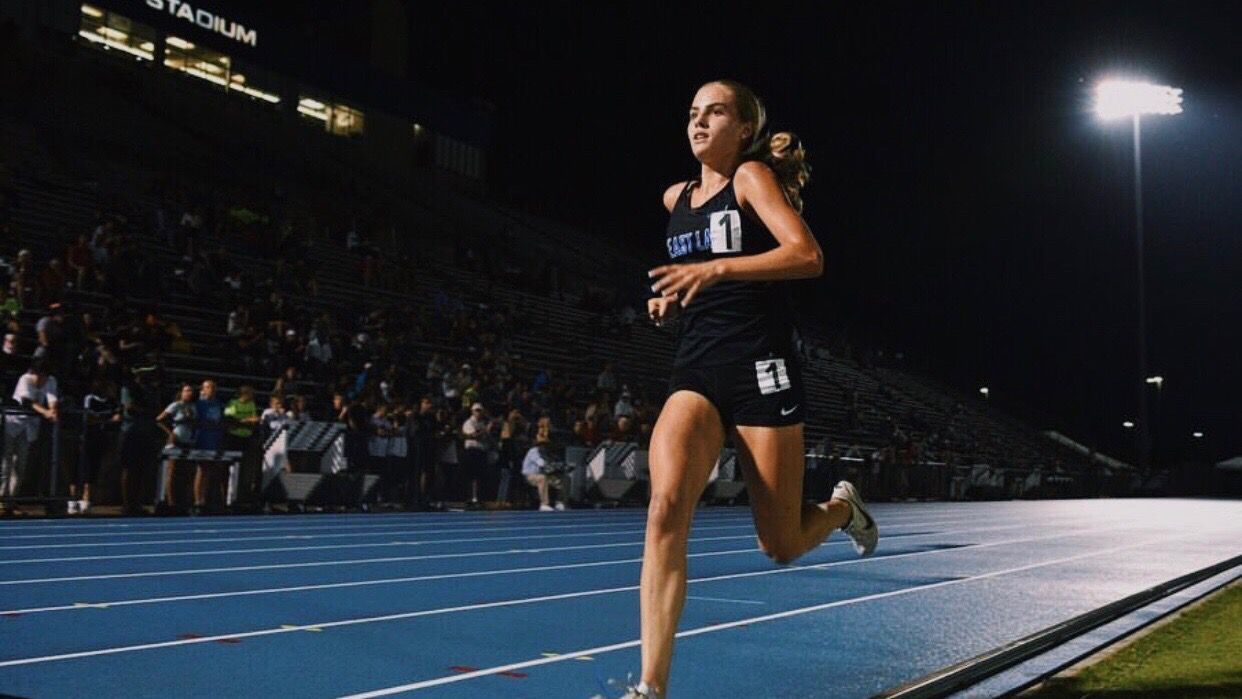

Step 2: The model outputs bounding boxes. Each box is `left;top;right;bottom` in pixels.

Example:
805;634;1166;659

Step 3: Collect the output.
1192;431;1204;439
978;387;989;397
1093;77;1182;472
1145;376;1164;388
1122;421;1135;429
1094;80;1183;120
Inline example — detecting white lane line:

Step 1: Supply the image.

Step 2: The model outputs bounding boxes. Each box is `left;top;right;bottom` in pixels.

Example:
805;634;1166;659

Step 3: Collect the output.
686;596;765;605
0;503;1111;533
0;509;1023;541
0;514;993;586
0;505;981;536
0;511;759;540
0;518;764;552
0;524;1141;668
0;508;771;530
0;513;986;564
0;510;986;553
0;521;1058;614
0;511;968;543
0;515;1006;586
337;529;1235;697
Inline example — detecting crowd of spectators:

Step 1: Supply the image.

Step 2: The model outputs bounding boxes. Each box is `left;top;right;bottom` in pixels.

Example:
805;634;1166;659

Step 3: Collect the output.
0;178;663;513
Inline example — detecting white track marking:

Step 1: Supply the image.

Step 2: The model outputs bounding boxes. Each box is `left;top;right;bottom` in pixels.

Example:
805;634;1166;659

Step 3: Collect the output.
0;511;975;552
0;512;755;541
0;516;1067;586
0;520;1068;613
0;524;1150;668
685;595;766;605
0;507;773;530
0;520;763;552
0;514;986;565
0;509;973;544
337;530;1235;697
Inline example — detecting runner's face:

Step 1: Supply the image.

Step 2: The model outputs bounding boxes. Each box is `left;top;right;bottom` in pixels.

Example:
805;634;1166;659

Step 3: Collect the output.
688;83;749;162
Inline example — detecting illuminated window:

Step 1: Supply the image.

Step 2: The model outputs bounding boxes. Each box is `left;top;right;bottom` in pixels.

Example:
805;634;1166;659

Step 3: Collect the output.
78;4;156;61
164;35;231;88
329;104;364;137
162;37;279;103
298;96;365;137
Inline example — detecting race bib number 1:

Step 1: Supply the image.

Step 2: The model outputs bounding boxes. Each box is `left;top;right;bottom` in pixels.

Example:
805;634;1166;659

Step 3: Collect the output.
709;210;743;253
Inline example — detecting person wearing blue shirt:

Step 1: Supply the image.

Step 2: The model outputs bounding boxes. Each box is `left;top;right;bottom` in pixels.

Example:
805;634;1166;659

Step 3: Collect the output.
192;379;225;513
522;436;564;512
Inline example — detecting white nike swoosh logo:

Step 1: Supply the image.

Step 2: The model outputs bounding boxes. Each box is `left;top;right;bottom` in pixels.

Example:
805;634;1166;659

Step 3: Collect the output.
780;405;799;416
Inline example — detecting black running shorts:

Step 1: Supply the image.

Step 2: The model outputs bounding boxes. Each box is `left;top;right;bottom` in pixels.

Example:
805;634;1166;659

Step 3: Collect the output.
668;355;805;428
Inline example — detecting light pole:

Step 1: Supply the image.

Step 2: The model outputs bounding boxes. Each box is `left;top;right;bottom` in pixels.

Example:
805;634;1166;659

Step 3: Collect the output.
1146;375;1163;463
1094;79;1182;471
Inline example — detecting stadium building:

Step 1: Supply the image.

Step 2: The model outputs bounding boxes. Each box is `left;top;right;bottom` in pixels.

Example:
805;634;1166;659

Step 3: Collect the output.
1;0;489;183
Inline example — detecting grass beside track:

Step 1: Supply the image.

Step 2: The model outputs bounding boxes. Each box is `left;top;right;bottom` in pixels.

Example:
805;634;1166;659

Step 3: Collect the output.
1024;580;1242;698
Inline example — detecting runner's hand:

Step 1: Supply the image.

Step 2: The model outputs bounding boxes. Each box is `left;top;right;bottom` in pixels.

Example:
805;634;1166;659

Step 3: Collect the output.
647;295;680;326
648;261;722;308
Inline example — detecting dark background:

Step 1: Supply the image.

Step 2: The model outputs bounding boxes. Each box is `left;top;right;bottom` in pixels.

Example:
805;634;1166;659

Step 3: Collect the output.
227;1;1242;464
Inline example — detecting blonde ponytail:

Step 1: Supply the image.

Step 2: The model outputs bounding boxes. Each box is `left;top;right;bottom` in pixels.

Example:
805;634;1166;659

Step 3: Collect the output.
763;131;811;214
710;79;812;213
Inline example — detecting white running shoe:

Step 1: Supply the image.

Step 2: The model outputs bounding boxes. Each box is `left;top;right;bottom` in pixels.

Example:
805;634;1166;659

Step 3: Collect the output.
79;500;90;515
66;500;79;515
591;676;660;699
554;502;566;511
539;504;554;512
830;481;879;557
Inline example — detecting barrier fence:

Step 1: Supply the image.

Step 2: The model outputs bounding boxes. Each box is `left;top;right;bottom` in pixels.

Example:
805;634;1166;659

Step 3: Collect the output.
3;404;1110;514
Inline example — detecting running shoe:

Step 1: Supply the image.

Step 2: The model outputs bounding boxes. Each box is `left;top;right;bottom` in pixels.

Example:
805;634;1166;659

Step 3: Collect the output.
591;676;661;699
830;481;878;557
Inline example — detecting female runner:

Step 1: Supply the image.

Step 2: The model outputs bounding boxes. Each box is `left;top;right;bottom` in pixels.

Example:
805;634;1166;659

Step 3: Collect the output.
621;79;880;699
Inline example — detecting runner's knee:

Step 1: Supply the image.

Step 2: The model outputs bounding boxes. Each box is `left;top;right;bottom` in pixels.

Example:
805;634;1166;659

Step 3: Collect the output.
756;532;802;565
646;492;694;540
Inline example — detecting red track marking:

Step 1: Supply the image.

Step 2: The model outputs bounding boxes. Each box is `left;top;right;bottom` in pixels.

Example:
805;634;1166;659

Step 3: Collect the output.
216;638;242;644
178;633;203;640
498;671;528;679
448;666;478;673
2;613;23;618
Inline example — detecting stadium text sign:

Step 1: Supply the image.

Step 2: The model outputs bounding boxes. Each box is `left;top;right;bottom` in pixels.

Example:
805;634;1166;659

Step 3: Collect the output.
142;0;257;47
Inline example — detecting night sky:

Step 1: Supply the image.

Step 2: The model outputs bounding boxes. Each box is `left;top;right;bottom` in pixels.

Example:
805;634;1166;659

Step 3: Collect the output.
248;2;1242;462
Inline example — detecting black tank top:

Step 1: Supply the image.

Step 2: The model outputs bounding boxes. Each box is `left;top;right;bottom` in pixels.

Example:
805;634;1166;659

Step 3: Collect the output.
664;175;797;369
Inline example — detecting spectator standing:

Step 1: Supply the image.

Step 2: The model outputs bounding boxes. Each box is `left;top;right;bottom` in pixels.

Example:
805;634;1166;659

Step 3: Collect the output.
156;383;196;509
192;379;225;513
2;360;59;503
368;404;393;502
224;385;261;503
460;402;489;507
496;408;529;506
71;378;118;514
386;405;408;504
409;396;438;509
119;368;159;515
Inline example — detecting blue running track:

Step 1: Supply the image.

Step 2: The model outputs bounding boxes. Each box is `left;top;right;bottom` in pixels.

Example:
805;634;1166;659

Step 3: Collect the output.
0;498;1238;698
